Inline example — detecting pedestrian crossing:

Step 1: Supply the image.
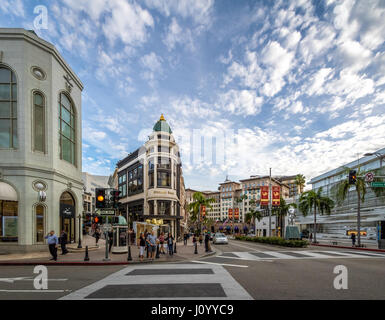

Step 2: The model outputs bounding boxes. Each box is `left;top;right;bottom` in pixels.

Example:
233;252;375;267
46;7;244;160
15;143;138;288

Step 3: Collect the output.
60;263;252;300
217;250;385;261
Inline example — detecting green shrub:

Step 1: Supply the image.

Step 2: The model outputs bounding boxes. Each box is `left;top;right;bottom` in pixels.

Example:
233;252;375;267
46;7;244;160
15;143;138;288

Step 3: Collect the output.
234;235;308;248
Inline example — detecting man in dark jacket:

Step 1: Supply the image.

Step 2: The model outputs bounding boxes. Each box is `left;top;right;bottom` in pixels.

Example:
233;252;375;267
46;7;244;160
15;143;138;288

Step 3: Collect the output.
59;230;69;255
351;232;356;247
204;232;210;252
108;229;114;253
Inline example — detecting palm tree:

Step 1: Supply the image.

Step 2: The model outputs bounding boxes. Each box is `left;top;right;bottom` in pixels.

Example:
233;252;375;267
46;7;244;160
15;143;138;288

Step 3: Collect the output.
188;192;215;235
299;187;334;243
295;174;306;194
272;197;297;238
333;166;380;247
245;209;263;234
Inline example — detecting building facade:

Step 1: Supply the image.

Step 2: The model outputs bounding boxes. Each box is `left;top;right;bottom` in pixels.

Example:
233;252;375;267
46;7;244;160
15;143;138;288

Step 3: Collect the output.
296;148;385;239
116;115;185;238
82;172;110;214
0;29;83;253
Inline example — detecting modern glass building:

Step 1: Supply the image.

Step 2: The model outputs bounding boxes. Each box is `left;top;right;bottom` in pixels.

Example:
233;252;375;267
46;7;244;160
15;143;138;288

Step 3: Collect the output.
297;147;385;239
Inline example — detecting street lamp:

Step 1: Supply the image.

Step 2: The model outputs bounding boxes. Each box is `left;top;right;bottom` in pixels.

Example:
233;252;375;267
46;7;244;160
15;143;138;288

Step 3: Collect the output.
77;214;82;249
364;152;384;168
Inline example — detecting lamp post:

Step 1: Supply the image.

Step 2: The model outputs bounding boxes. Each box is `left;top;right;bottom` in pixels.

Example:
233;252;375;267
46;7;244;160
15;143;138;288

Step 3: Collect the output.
364;152;384;168
77;214;82;249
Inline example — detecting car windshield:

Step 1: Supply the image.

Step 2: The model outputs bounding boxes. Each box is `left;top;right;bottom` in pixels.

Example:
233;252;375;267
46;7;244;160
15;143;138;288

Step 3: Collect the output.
216;233;226;237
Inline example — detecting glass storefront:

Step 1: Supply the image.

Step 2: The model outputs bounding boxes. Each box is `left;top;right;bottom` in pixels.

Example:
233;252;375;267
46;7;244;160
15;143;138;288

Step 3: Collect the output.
0;200;18;242
36;205;45;243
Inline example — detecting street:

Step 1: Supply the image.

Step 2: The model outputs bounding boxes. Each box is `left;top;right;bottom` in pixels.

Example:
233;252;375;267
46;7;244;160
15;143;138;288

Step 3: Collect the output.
1;240;385;300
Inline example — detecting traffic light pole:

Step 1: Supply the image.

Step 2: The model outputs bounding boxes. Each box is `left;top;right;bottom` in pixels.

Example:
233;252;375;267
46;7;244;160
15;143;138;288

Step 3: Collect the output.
103;216;110;262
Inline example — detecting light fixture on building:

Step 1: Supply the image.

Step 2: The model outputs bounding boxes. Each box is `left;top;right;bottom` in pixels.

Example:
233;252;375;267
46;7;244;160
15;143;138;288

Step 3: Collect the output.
38;191;47;202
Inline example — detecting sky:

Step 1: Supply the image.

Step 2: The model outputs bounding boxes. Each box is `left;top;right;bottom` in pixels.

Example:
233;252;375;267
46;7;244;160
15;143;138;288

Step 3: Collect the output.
1;0;385;190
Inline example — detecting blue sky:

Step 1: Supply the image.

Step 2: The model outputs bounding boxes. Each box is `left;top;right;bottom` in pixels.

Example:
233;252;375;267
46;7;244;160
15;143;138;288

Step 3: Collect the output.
1;0;385;190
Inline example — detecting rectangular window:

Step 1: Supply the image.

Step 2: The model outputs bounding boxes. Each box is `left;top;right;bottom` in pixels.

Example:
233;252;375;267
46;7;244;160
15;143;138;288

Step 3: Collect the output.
33;100;45;152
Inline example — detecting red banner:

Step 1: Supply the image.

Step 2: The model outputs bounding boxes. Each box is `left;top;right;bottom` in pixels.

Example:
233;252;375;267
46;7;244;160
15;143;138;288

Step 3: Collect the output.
260;186;269;206
234;208;239;220
272;186;281;206
228;208;233;219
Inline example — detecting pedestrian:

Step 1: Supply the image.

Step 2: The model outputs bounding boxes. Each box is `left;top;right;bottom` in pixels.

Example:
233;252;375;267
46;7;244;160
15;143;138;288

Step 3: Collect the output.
45;230;58;261
159;232;165;254
192;234;197;245
183;233;188;246
138;232;146;262
166;233;174;256
199;234;203;245
204;232;210;252
351;232;356;247
59;229;69;255
94;228;101;247
146;230;157;261
108;229;114;253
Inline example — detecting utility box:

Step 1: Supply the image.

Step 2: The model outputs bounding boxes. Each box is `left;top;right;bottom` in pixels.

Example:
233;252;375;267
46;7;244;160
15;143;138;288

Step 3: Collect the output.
285;226;301;240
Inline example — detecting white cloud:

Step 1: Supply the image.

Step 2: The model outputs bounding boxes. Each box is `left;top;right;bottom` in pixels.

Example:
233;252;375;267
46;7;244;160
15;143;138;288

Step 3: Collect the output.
306;68;334;96
102;1;154;46
0;0;24;17
218;90;264;116
163;18;194;51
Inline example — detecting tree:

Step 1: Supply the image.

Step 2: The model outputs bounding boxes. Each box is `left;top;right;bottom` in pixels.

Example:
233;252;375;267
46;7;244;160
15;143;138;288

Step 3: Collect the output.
188;192;215;235
333;166;382;247
272;197;297;238
245;209;263;234
299;187;334;243
295;174;306;194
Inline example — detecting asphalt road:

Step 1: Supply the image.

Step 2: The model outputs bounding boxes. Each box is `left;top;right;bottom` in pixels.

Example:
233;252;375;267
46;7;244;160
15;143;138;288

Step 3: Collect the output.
1;240;384;300
206;240;385;300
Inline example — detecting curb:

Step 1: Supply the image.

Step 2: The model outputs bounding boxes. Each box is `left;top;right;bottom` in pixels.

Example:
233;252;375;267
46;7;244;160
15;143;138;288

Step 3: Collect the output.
0;250;217;266
310;243;385;253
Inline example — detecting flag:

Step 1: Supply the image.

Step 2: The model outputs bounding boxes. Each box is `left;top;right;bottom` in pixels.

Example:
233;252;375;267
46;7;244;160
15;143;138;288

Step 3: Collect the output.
260;186;269;206
272;186;281;206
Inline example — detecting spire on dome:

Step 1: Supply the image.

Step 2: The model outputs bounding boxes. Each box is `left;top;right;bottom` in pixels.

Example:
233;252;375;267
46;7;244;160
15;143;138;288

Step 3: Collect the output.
160;114;165;121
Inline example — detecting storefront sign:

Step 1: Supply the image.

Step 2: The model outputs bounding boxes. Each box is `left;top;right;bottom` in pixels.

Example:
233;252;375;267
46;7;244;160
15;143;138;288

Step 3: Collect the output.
260;186;269;206
60;204;75;218
272;186;281;206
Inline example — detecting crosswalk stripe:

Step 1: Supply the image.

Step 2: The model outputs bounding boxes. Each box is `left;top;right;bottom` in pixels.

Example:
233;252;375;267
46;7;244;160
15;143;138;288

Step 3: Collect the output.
232;252;264;260
60;263;252;300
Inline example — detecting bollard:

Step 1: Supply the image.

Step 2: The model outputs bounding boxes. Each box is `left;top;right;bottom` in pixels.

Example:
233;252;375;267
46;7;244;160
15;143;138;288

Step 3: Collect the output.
84;246;90;261
194;242;198;254
174;242;177;254
155;244;160;259
127;246;132;261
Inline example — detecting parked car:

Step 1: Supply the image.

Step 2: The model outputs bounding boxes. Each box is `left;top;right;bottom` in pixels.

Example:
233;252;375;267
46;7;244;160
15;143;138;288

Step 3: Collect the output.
213;233;228;244
247;232;256;237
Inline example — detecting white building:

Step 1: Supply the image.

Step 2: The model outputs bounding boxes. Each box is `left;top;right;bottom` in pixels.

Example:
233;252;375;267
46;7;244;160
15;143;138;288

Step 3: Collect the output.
82;172;110;213
0;29;83;253
297;148;385;240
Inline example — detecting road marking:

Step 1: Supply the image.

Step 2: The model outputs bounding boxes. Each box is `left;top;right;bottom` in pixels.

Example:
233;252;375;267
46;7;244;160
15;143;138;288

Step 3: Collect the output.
60;263;252;300
191;260;248;268
232;252;262;260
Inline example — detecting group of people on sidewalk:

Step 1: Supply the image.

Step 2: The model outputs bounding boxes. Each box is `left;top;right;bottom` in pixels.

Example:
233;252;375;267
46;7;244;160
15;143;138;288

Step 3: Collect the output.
138;231;175;262
184;231;213;253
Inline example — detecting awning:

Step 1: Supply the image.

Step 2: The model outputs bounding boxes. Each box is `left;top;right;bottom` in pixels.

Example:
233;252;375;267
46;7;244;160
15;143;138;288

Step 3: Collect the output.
0;182;17;201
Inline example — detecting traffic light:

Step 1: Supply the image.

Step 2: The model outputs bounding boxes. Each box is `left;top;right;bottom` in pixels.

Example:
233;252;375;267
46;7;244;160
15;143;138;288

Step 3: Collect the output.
92;214;104;225
95;188;106;208
349;170;357;185
110;190;122;209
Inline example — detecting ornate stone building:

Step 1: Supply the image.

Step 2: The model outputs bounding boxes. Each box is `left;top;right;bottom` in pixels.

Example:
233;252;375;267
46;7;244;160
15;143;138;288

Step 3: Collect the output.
0;29;83;253
116;115;185;237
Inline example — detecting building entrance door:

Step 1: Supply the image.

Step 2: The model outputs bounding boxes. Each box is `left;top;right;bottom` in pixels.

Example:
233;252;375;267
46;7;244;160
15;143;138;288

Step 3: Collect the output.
60;192;76;243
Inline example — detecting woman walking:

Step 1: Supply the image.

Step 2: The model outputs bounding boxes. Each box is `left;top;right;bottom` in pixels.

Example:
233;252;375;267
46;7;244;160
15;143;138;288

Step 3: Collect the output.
166;233;174;256
94;228;101;247
138;233;146;262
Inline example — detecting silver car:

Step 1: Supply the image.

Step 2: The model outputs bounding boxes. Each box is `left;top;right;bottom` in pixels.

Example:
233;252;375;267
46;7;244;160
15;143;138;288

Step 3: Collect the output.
213;232;228;244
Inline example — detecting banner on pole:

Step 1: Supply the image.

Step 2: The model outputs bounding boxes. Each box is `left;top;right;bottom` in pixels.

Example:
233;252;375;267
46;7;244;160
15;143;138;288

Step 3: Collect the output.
228;208;233;219
260;186;269;206
234;208;239;220
272;186;281;206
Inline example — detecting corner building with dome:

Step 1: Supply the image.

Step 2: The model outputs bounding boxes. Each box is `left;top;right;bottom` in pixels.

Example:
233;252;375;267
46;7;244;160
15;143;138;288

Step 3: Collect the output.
116;115;186;238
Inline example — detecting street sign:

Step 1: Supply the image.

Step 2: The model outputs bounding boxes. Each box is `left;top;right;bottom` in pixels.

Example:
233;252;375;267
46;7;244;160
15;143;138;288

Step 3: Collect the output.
371;182;385;188
102;224;112;232
365;172;374;183
98;210;115;216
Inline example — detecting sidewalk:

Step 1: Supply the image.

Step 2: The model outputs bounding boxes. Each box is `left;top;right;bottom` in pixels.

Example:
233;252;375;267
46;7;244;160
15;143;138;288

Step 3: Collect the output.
0;236;216;265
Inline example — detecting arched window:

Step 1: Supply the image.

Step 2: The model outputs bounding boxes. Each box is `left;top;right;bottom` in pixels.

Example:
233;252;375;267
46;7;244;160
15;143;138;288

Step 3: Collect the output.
58;93;75;165
0;66;17;148
33;91;45;152
35;205;45;243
